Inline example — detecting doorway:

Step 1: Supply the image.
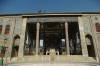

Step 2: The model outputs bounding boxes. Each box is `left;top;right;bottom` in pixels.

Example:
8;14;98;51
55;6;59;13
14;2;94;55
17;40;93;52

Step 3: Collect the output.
85;34;96;57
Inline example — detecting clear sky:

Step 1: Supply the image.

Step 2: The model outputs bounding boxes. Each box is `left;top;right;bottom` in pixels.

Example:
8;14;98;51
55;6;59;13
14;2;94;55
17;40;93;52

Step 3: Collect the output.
0;0;100;14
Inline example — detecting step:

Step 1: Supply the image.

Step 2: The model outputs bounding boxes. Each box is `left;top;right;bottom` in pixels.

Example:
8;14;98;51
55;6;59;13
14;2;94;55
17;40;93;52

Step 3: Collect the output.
4;62;100;66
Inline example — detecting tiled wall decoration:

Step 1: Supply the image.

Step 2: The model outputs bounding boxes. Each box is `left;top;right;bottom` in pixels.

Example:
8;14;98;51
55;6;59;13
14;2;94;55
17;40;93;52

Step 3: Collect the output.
14;18;22;34
82;17;91;32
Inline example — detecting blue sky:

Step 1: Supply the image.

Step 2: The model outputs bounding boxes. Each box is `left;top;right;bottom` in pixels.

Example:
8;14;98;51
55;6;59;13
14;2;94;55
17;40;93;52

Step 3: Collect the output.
0;0;100;14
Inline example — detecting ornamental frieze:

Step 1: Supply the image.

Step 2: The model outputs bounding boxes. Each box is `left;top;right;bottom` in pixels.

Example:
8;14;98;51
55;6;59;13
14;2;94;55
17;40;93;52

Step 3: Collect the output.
27;17;78;22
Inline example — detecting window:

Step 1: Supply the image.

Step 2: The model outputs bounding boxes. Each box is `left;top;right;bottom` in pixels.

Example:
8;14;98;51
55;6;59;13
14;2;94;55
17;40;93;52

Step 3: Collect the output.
0;25;2;34
4;25;10;34
95;23;100;32
61;39;65;47
40;39;43;47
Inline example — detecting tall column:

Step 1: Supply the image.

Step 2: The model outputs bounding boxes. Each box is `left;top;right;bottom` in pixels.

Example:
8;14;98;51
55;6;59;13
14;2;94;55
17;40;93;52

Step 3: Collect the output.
78;17;88;57
9;18;16;58
65;22;70;55
93;24;99;61
36;23;40;55
18;18;27;57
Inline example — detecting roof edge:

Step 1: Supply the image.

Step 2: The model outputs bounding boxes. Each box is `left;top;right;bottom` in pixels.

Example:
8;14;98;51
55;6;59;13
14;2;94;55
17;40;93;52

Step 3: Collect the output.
0;12;100;16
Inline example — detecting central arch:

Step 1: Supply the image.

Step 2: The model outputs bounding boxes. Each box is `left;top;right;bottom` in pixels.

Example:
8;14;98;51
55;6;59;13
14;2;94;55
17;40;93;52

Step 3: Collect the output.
43;35;61;55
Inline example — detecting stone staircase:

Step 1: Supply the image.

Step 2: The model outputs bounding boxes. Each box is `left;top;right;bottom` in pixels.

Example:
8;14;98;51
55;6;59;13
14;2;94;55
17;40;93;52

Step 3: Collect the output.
2;56;100;66
4;62;100;66
10;57;17;62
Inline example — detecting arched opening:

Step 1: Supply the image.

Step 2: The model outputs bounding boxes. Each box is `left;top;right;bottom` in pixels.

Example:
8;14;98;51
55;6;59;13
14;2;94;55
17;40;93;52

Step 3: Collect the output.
68;22;82;55
85;34;96;57
11;35;20;57
25;22;82;55
4;25;10;34
44;35;61;55
24;23;36;55
95;23;100;32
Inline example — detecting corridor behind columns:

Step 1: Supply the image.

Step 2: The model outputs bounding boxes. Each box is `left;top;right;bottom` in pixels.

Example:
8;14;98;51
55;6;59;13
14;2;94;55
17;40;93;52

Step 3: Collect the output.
23;22;82;56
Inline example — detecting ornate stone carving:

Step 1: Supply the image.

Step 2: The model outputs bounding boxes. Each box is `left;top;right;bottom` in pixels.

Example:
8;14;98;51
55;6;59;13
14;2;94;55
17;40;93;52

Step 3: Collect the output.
46;48;59;55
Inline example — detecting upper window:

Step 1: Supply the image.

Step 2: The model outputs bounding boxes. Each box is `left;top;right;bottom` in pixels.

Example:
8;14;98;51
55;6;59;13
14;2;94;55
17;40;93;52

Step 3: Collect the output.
95;23;100;32
0;25;2;34
4;25;10;34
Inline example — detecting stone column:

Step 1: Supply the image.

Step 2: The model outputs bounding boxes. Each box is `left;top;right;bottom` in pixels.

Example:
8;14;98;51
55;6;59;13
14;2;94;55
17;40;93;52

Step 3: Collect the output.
18;18;27;57
78;17;88;57
65;22;70;55
8;18;16;58
36;23;40;55
92;28;99;61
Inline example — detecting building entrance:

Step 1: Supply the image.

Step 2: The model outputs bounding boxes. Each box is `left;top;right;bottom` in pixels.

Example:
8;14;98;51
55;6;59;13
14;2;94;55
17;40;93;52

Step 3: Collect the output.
24;22;82;55
44;35;61;55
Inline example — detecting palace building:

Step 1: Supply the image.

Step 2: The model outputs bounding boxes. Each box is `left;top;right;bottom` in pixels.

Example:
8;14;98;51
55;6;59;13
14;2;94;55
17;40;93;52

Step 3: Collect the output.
0;12;100;66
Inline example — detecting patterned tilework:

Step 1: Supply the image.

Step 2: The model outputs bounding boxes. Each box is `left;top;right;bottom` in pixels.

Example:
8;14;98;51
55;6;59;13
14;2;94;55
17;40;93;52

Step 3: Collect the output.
14;18;22;35
0;18;12;26
82;17;91;32
93;16;100;24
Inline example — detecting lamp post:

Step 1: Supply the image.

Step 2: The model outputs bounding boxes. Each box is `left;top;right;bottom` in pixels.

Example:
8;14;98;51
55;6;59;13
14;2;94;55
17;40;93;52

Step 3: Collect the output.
0;38;7;66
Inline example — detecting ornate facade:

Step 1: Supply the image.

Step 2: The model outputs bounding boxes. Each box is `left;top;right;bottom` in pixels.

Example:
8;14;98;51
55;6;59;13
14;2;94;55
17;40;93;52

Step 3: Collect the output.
0;12;100;65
